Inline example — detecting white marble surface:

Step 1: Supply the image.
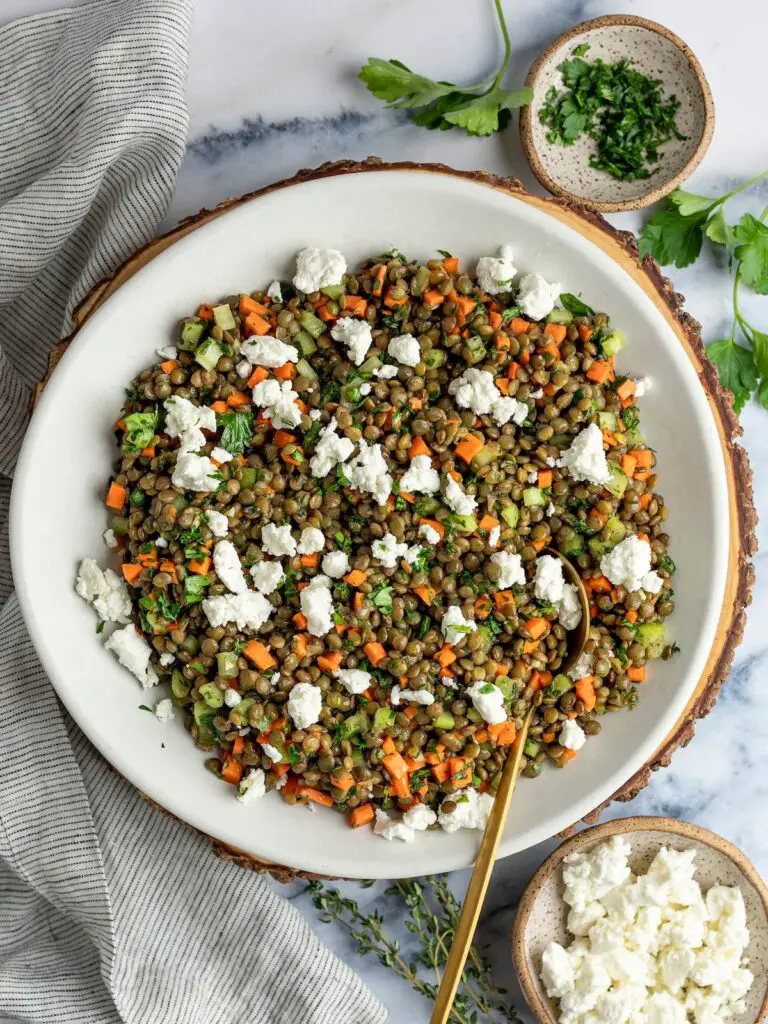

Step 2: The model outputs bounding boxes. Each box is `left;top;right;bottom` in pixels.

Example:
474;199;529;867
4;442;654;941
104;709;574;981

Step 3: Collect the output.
4;0;768;1021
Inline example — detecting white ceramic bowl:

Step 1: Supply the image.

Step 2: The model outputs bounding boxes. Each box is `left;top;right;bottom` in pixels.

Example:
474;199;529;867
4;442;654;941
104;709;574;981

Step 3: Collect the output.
10;166;730;878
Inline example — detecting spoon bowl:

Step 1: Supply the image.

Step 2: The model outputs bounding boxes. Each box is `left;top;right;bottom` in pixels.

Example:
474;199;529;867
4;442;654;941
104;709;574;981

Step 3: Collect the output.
544;547;589;673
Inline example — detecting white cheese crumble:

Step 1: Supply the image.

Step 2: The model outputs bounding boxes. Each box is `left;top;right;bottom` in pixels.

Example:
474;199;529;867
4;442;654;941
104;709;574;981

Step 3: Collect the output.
516;272;561;321
104;623;158;688
560;719;587;751
634;376;652;397
75;558;132;623
154;698;174;722
261;742;283;763
534;554;566;604
600;535;661;594
236;359;251;379
309;416;355;478
300;574;334;636
571;651;595;681
159;652;175;668
475;244;517;295
209;446;233;464
448;367;500;416
156;345;177;361
391;685;435;706
172;452;220;492
373;808;415;843
444;475;477;516
266;280;282;302
404;544;425;565
163;395;216;453
360;382;372;396
241;336;298;367
372;532;408;568
441;605;477;645
466;681;506;724
387;333;421;367
251;377;302;429
346;440;393;505
103;528;118;549
237;768;266;803
334;669;372;694
224;688;241;708
293;247;346;293
205;508;229;538
155;537;168;548
402;803;437;831
202;591;273;632
400;454;440;494
331;316;373;366
557;424;611;485
492;395;529;426
557;583;583;630
213;540;247;594
419;522;441;545
297;526;325;554
287;681;323;729
438;789;495;833
488;525;501;548
261;523;297;557
490;549;526;589
322;549;350;578
374;363;399;379
249;560;285;595
309;408;322;419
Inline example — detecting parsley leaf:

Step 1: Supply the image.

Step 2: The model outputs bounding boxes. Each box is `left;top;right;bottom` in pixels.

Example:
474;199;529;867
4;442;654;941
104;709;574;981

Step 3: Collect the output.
559;293;594;317
439;85;533;137
638;203;709;268
184;574;211;606
121;407;159;455
733;213;768;294
217;410;254;455
706;338;757;413
371;582;393;616
500;306;522;324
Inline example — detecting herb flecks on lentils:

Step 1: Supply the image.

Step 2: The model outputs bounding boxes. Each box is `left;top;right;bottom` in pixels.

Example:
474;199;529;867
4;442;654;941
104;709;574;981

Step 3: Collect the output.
104;249;676;834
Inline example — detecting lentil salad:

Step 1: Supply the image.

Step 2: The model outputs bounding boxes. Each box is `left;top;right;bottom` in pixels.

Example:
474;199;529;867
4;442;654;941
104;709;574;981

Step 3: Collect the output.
83;244;676;841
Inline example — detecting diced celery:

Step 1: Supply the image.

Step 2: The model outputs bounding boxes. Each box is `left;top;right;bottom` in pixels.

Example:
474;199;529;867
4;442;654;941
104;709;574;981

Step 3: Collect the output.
544;674;573;698
476;625;494;652
198;683;223;708
501;503;519;529
212;303;236;332
239;468;257;489
424;347;446;368
339;711;368;739
373;707;396;733
296;357;318;382
350;749;365;767
178;317;205;350
171;494;188;513
635;622;666;659
602;330;626;357
109;515;128;536
465;337;487;363
216;651;239;678
193;700;216;745
523;487;545;507
604;464;628;499
294;329;317;357
299;310;327;338
524;738;542;758
230;697;259;729
588;516;626;559
546;307;574;325
415;496;440;516
433;711;455;730
171;669;190;701
359;355;383;374
321;284;344;300
624;427;645;447
598;411;617;431
497;675;520;701
559;534;584;558
473;442;500;469
448;513;477;533
195;338;224;371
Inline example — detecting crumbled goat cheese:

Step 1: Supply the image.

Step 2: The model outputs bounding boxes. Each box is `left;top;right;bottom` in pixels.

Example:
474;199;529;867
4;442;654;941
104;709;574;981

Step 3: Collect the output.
210;446;232;464
547;502;556;515
205;509;229;538
270;671;281;686
448;367;500;416
441;605;477;645
534;554;566;603
390;686;435;706
261;523;297;557
372;532;408;568
374;364;399;379
309;408;322;419
224;688;242;708
171;452;220;492
76;558;131;623
309;416;355;478
261;742;283;763
322;550;350;578
297;526;325;554
560;719;587;751
600;535;660;593
440;675;457;689
570;651;595;681
528;471;539;483
488;525;501;548
300;575;334;636
516;272;561;321
163;395;216;453
249;560;285;595
438;789;494;833
387;333;421;367
400;454;440;494
374;808;415;843
402;803;437;831
557;423;611;485
634;376;652;398
359;382;372;396
419;522;442;545
266;280;282;302
202;591;273;632
346;440;393;505
466;681;506;724
159;652;175;668
531;388;544;399
155;537;168;548
403;544;424;565
492;395;529;426
156;345;177;360
241;336;299;367
251;377;302;429
293;247;346;293
103;528;118;549
237;768;266;803
287;682;323;729
475;244;517;295
490;549;526;589
334;669;372;694
236;359;251;378
154;698;174;722
444;475;477;516
213;540;247;594
331;316;373;366
104;623;158;688
557;583;583;630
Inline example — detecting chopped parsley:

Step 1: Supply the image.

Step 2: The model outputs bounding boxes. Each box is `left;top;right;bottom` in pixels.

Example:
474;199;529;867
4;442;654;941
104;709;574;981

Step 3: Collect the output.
479;683;495;694
129;489;147;508
217;409;254;455
659;555;677;574
559;292;594;317
184;574;211;605
95;620;105;634
121;407;159;455
371;582;393;616
288;744;301;767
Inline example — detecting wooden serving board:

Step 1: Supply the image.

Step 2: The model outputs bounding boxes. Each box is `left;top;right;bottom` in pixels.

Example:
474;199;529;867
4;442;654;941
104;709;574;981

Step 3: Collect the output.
38;159;756;881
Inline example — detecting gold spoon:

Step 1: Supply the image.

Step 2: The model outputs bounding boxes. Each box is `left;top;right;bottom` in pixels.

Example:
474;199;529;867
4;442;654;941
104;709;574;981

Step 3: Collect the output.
544;546;590;673
430;706;535;1024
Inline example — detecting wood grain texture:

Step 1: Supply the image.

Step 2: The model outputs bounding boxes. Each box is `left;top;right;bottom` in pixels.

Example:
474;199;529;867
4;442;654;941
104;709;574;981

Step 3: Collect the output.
33;158;756;880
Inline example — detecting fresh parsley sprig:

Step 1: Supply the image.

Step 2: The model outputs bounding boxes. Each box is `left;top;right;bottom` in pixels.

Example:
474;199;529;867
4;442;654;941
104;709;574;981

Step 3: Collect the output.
638;170;768;412
358;0;532;137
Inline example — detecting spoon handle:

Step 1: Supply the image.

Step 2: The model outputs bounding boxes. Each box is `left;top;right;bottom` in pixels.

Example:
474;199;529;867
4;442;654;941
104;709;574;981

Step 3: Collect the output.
430;708;535;1024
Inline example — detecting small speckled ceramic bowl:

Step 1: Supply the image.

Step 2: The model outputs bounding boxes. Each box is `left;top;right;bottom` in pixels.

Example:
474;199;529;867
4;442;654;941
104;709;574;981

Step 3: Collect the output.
520;16;714;212
511;817;768;1024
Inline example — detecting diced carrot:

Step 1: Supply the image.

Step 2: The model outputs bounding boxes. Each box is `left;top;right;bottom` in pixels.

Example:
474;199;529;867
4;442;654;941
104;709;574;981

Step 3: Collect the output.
381;736;398;756
318;652;343;674
442;257;459;274
617;379;636;401
510;317;530;336
430;761;451;783
273;363;297;381
239;295;269;317
575;676;597;712
293;634;309;659
243;640;275;670
451;292;477;316
586;360;612;384
478;514;499;533
296;786;334;807
543;383;557;397
602;429;617;447
399;490;415;502
273;430;297;449
495;332;511;355
488;721;517;745
349;803;375;828
106;482;127;510
227;391;250;408
435;645;457;668
448;758;471;788
353;591;364;611
245;311;272;337
246;367;269;390
137;549;158;569
342;295;367;317
404;755;426;772
423;289;445;308
391;774;412;800
631;449;653;480
230;734;245;757
493;590;515;611
331;770;355;794
372;264;387;296
625;609;638;623
383;751;409;781
621;453;638;477
209;400;228;414
197;304;214;320
293;612;309;629
474;595;492;620
140;445;156;459
414;585;436;606
408;437;431;459
384;286;408;308
189;556;211;575
519;347;530;366
538;469;553;488
538;340;560;362
300;553;318;568
524;617;549;640
424;743;445;766
489;310;503;331
544;322;567;344
578;324;593;342
639;492;651;510
627;666;647;682
121;563;142;583
418;518;444;541
531;536;549;553
364;642;387;666
455;433;484;465
496;377;510;394
159;360;178;375
637;532;650;544
507;361;520;380
473;729;489;744
588;575;613;593
341;569;365;588
317;304;336;322
220;757;243;785
542;731;556;744
159;560;176;575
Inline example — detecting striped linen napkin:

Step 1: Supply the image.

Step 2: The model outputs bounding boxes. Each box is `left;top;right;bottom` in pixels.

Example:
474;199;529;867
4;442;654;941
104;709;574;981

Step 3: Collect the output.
0;3;386;1022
